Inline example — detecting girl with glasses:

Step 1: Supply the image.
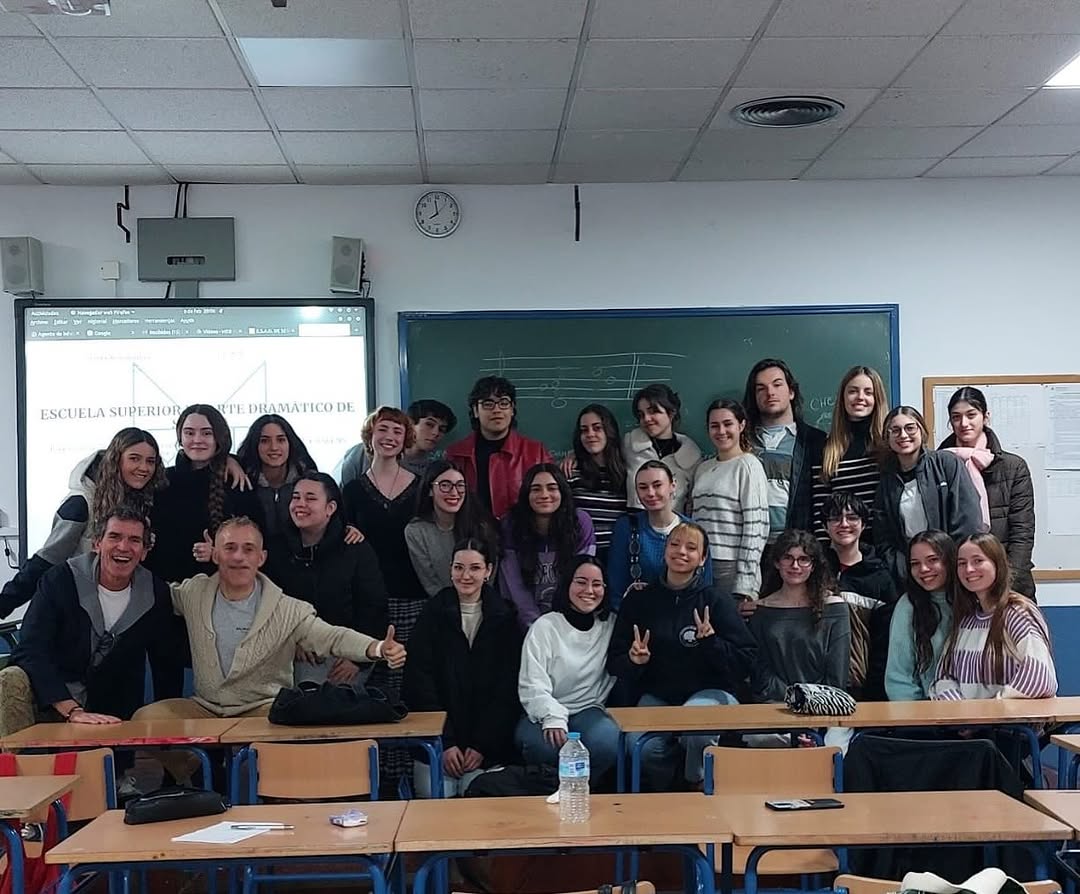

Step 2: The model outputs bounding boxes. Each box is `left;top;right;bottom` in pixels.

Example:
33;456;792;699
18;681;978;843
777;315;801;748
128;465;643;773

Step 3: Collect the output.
516;556;620;785
748;529;850;704
885;530;957;701
406;460;500;597
873;406;982;590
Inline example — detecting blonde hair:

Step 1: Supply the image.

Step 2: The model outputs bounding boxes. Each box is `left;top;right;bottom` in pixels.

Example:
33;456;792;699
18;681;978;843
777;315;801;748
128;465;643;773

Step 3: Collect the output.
821;366;889;482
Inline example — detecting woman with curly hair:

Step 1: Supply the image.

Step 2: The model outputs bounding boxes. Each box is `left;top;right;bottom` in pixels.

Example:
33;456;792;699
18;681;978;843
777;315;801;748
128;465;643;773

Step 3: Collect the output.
499;463;596;632
0;427;167;617
236;414;317;540
145;404;260;584
748;529;850;703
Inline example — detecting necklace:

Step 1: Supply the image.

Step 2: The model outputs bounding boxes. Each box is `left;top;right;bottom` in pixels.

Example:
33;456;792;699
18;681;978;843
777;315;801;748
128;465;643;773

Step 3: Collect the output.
367;463;402;510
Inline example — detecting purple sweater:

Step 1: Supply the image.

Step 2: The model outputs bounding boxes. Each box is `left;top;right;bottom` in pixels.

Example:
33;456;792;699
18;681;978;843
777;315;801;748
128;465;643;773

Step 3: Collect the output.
498;510;596;631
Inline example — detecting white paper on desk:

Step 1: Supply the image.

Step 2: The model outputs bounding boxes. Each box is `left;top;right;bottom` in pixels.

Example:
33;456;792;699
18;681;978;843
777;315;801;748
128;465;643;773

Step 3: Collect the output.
171;822;268;844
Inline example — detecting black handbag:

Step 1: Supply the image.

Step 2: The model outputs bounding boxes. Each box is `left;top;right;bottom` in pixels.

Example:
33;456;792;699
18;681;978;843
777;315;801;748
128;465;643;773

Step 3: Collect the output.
123;787;229;825
268;682;408;726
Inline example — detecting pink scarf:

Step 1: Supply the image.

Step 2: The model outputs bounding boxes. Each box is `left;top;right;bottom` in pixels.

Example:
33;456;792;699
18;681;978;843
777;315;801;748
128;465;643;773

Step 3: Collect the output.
945;433;993;528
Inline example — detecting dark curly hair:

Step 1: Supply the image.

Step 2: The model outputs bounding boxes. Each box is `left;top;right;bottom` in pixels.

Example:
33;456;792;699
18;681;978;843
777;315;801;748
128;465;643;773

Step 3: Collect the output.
508;463;582;589
771;528;836;625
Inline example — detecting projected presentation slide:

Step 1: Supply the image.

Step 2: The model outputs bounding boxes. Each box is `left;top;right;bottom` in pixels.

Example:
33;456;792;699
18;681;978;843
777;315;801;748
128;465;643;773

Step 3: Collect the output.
20;301;373;552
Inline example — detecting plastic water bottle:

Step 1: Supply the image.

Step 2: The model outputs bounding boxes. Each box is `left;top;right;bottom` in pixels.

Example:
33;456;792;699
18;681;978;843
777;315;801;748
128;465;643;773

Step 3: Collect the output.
558;732;590;823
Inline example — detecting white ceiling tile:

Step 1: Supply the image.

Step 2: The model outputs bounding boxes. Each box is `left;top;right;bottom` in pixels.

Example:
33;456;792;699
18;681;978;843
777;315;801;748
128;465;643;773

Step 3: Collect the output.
821;125;980;159
135;131;285;165
590;0;773;38
560;130;697;164
711;87;878;129
410;0;586;39
768;0;965;37
165;165;297;183
570;89;719;130
0;130;149;164
425;130;557;164
33;0;221;37
858;88;1030;126
280;131;419;165
420;89;565;130
0;38;82;87
1045;155;1080;175
297;165;421;184
944;1;1080;36
98;89;266;130
0;88;117;129
428;164;549;183
954;124;1080;157
0;166;39;184
678;156;807;180
263;88;415;130
999;88;1080;125
0;13;39;36
581;39;748;89
690;126;841;161
26;164;170;184
737;37;926;88
896;35;1080;88
801;157;935;179
415;39;577;89
924;155;1065;177
217;0;404;39
553;161;677;181
238;38;408;87
56;37;248;88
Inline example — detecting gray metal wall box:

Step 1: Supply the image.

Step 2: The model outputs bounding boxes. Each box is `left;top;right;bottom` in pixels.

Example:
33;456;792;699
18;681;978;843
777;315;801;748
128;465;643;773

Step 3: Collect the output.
137;217;236;282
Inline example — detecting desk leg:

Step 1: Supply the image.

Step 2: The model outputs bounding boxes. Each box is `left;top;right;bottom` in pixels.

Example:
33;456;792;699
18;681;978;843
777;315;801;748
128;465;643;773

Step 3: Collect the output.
719;842;732;894
0;821;24;894
416;739;444;799
1013;725;1045;788
744;846;769;894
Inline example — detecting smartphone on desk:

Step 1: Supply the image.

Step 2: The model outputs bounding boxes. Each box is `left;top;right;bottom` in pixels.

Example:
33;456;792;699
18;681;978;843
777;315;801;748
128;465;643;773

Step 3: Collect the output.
765;798;844;811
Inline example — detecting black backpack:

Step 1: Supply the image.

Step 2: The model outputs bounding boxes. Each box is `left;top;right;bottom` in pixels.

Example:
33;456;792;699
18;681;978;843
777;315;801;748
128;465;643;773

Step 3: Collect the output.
464;765;558;797
268;682;408;726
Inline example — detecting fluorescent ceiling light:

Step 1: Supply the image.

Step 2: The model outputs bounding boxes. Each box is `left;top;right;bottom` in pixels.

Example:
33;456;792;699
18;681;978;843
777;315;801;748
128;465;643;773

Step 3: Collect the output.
238;38;409;87
1046;48;1080;87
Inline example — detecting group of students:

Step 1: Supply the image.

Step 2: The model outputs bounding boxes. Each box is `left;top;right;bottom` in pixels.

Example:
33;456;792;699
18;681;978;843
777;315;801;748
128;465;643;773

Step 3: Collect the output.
0;357;1056;796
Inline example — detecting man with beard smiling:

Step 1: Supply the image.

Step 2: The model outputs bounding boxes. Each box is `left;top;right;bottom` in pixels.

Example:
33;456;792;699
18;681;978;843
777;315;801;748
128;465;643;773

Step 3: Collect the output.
11;507;184;724
135;515;405;719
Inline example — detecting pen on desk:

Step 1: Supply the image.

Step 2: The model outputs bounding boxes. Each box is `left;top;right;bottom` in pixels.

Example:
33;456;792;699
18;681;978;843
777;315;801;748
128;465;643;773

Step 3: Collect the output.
229;823;295;830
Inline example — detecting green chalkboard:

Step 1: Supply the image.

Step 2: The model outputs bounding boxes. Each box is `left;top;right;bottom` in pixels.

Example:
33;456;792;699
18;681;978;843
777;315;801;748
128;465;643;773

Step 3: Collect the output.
400;306;899;453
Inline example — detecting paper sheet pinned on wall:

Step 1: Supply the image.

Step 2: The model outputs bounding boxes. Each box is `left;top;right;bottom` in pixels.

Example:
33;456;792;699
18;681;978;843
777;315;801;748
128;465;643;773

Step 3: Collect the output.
1046;471;1080;535
1048;386;1080;470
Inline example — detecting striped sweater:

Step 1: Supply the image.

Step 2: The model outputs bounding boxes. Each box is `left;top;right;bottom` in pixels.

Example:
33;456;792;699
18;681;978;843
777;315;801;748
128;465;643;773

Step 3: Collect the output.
930;602;1057;701
811;453;881;540
568;470;627;552
690;454;770;598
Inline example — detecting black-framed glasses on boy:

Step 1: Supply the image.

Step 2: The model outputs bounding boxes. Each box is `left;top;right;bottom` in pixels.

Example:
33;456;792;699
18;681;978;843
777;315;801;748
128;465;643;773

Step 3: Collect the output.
827;513;862;526
478;398;513;411
778;554;814;568
435;480;467;494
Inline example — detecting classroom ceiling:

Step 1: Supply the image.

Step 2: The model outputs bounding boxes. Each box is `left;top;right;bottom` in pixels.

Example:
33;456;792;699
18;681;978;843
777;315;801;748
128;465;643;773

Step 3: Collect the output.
2;0;1080;185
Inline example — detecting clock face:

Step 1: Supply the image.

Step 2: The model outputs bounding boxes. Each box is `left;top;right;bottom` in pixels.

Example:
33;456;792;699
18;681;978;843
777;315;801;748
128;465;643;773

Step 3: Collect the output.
414;190;461;238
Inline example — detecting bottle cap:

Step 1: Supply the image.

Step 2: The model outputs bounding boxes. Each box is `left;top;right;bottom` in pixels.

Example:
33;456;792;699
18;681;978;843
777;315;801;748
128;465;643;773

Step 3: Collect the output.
567;732;581;740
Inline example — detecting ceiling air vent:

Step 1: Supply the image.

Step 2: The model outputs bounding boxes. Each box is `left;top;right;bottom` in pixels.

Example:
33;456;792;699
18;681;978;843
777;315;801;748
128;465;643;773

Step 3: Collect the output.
731;96;844;128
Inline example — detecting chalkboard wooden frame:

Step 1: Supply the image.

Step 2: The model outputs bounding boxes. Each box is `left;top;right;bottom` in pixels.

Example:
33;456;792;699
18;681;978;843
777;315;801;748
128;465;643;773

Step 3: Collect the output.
399;303;901;409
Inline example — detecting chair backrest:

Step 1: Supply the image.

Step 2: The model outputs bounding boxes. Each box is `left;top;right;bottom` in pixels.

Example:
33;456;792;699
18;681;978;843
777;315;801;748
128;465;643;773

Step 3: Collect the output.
250;740;378;801
13;748;115;822
834;876;1060;894
704;745;841;796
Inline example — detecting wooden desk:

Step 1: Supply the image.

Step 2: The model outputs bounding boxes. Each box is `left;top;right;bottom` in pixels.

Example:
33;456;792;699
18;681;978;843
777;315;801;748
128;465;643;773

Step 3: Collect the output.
221;713;446;799
1025;790;1080;838
0;775;78;819
46;802;405;894
1;719;240;749
396;794;729;894
841;698;1069;729
720;790;1070;894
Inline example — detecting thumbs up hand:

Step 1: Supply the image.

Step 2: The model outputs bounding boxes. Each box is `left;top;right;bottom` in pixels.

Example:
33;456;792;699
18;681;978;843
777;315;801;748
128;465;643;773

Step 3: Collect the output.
379;625;407;669
192;529;213;563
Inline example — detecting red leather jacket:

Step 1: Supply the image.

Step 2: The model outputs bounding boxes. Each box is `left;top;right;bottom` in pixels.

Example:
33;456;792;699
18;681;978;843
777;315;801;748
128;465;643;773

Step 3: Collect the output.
445;429;552;520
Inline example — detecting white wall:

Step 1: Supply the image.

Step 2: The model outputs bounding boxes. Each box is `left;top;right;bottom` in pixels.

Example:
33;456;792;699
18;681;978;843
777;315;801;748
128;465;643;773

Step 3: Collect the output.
1;176;1078;602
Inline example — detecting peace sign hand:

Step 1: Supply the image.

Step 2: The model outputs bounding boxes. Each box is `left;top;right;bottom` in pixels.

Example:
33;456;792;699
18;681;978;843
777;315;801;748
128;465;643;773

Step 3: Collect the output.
692;606;715;640
629;624;651;665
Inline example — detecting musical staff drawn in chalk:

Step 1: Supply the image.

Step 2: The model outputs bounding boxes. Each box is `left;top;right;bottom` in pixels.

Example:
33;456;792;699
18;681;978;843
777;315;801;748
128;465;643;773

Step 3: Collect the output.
479;351;686;409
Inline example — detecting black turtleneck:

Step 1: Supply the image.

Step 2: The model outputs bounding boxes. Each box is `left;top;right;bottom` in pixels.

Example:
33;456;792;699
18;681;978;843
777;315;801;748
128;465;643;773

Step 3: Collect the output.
844;416;872;460
563;607;595;631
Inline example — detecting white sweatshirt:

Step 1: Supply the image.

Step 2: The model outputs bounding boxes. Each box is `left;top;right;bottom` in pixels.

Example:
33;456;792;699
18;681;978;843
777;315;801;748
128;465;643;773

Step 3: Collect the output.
518;611;616;730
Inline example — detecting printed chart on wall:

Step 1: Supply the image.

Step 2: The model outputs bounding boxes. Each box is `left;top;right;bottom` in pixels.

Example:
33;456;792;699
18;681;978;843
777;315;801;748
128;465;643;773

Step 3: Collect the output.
926;376;1080;577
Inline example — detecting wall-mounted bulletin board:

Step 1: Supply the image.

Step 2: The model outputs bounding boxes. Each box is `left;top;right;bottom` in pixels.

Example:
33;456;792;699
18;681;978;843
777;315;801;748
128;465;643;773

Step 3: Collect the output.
923;375;1080;581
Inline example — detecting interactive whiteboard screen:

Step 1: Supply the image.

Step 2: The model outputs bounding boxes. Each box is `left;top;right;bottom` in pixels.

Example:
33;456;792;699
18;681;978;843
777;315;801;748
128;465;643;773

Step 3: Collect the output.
16;299;374;556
